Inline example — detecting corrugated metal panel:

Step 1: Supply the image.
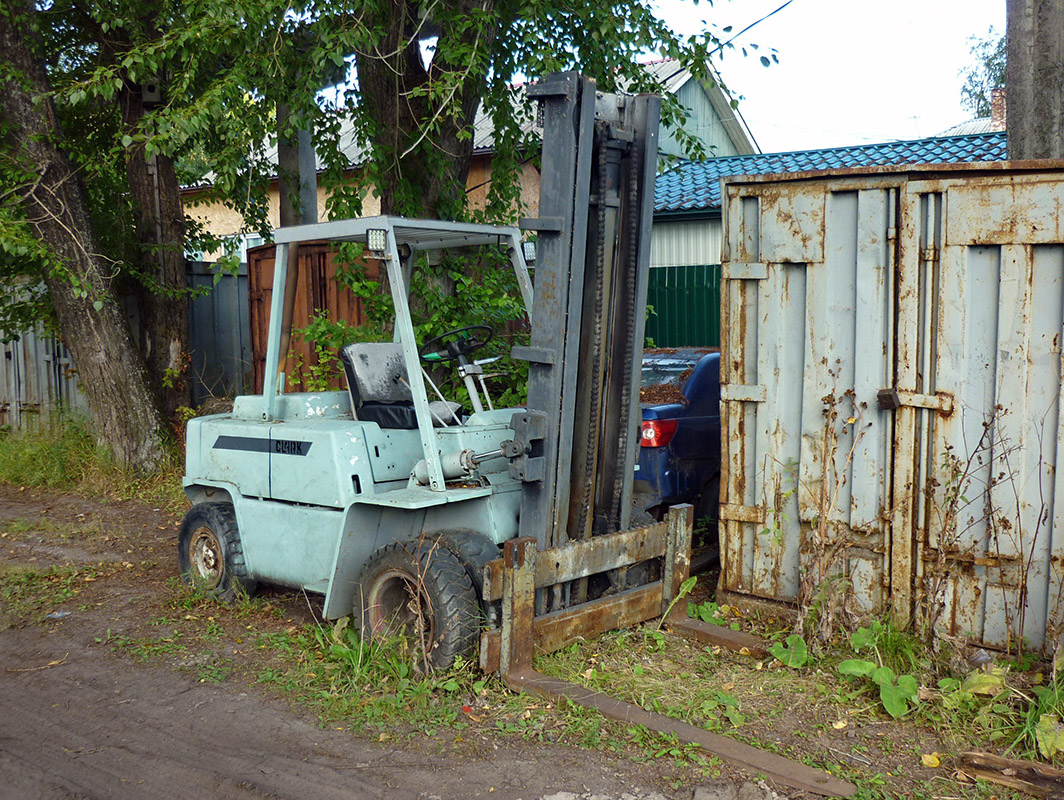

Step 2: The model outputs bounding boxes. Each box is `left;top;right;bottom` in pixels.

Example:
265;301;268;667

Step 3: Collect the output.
650;218;722;267
0;329;88;429
720;162;1064;652
0;261;254;427
188;261;252;405
645;265;720;348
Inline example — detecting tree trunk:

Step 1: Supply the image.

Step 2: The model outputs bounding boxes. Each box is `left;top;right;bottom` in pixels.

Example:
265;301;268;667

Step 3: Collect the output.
354;0;496;218
0;3;170;472
119;83;191;418
1007;0;1064;159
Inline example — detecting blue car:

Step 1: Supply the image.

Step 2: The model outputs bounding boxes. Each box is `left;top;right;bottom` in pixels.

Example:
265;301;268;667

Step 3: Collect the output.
635;349;721;533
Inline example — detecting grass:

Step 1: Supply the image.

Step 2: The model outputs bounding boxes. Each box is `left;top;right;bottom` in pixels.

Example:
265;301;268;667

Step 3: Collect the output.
0;416;186;508
0;562;105;627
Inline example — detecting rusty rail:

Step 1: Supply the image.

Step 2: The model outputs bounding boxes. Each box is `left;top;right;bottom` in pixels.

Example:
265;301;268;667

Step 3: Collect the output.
482;505;856;798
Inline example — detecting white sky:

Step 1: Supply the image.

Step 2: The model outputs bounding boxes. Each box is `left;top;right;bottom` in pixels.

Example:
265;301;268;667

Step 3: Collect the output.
656;0;1006;153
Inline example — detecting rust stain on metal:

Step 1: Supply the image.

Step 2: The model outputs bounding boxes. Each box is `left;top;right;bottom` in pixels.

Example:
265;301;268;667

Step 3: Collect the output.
482;522;668;602
481;582;663;673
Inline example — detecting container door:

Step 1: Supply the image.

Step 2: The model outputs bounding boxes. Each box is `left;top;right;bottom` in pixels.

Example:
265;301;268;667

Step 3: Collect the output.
896;176;1064;650
719;182;900;613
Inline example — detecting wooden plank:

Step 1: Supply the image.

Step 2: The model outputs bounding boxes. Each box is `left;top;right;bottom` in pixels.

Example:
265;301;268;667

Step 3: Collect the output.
482;523;667;602
957;751;1064;799
500;538;536;675
480;582;662;673
661;504;693;615
667;616;769;658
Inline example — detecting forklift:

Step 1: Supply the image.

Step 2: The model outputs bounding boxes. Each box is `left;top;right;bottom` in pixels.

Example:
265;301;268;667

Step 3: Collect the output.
179;73;660;669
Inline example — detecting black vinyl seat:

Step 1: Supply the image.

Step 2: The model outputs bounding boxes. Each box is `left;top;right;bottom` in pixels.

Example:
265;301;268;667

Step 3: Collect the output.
339;343;460;429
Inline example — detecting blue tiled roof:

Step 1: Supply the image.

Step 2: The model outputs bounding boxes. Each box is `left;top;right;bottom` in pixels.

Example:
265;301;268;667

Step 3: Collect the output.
654;132;1007;214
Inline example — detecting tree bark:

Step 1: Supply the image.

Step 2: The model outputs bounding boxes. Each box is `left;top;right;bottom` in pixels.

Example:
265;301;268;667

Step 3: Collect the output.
354;0;496;218
1007;0;1064;159
119;83;191;418
0;3;170;472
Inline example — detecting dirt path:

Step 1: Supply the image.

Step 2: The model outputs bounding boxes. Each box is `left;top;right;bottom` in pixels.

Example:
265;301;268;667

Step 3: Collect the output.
1;622;662;800
0;486;763;800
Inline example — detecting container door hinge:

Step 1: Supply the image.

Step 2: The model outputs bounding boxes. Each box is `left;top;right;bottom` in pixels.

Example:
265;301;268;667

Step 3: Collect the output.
877;388;954;416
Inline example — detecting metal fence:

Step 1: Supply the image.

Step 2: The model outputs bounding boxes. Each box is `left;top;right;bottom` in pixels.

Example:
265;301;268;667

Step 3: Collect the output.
0;328;88;429
0;263;251;428
188;261;252;405
644;264;720;348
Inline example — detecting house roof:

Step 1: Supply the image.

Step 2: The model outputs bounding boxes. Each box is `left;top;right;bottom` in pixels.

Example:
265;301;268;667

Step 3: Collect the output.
938;118;998;137
654;131;1007;215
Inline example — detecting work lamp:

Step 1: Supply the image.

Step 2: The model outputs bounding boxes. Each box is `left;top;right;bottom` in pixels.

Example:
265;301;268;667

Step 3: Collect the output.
366;228;388;254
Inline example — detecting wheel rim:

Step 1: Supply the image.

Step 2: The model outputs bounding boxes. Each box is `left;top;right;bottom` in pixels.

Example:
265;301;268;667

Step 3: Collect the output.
366;568;435;647
188;525;223;588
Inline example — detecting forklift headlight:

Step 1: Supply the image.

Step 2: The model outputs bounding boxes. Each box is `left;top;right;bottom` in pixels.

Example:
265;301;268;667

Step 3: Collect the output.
367;228;388;254
522;240;536;264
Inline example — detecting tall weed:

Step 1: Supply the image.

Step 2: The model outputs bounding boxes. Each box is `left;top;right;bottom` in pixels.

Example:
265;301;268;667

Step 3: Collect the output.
0;417;184;506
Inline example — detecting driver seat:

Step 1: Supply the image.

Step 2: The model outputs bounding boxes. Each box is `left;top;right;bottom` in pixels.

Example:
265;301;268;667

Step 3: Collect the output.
339;343;460;429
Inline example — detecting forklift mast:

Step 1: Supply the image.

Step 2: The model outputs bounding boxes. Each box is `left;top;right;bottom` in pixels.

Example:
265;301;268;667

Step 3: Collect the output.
508;73;661;552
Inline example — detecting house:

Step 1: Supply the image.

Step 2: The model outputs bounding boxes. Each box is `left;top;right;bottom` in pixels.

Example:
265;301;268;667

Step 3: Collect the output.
645;131;1008;347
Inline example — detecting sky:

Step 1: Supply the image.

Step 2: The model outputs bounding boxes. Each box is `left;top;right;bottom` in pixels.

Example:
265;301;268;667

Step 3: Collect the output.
655;0;1006;153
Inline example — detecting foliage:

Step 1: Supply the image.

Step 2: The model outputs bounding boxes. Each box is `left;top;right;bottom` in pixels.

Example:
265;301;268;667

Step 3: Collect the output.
687;599;731;628
290;242;532;404
770;633;809;669
960;27;1006;118
0;416;97;489
0;417;184;505
837;622;920;719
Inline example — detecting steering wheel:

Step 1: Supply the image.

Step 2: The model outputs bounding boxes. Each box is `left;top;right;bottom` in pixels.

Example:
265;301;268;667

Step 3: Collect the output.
419;325;494;362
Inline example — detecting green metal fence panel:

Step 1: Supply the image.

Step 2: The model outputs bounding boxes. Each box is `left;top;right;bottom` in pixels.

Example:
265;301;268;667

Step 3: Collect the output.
644;264;720;347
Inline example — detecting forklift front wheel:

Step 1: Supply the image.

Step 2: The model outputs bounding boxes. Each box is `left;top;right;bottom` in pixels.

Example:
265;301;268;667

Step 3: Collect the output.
177;503;258;603
355;540;478;671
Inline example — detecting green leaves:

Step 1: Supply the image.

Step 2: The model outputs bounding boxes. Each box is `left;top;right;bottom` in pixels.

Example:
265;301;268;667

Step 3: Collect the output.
961;667;1007;696
837;658;919;718
687;600;726;626
838;658;876;678
1036;711;1064;758
769;633;808;669
874;668;918;719
849;620;884;652
699;691;745;727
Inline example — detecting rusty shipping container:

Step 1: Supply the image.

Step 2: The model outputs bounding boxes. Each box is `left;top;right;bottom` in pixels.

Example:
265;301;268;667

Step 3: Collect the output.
719;162;1064;652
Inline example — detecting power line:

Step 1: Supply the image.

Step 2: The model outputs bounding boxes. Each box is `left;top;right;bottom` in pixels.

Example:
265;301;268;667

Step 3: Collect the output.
712;0;796;55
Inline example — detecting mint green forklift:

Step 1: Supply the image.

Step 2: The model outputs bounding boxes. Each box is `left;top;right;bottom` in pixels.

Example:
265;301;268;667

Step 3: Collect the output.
180;218;531;666
179;73;661;669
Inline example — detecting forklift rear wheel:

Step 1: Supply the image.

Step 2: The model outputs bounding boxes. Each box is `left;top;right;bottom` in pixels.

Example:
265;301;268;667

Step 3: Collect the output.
177;503;257;603
355;539;478;671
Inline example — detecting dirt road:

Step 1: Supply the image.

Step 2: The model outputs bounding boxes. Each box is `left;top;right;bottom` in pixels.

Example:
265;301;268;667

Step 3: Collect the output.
0;487;726;800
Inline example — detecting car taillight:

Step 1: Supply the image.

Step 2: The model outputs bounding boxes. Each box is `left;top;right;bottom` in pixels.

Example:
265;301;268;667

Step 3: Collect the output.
640;419;678;448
